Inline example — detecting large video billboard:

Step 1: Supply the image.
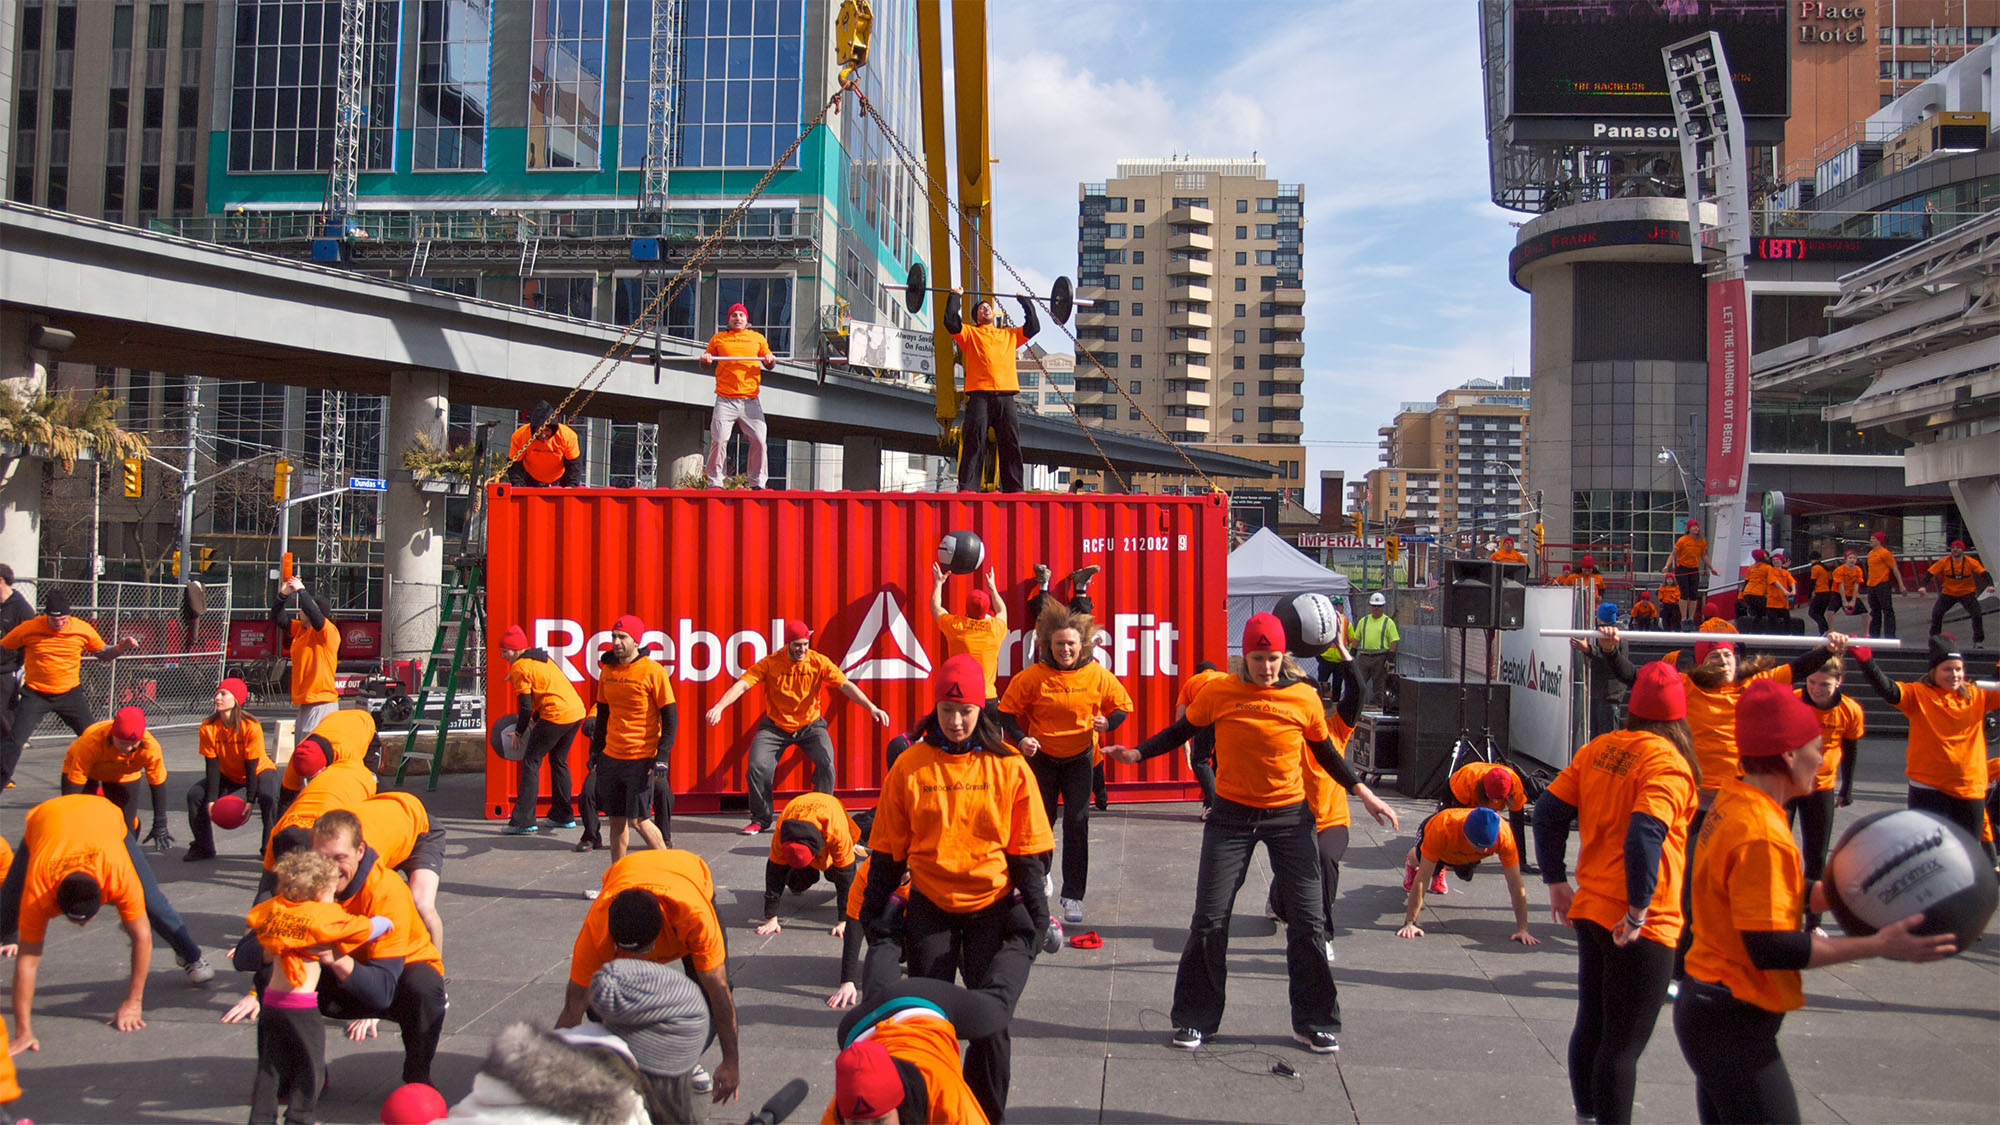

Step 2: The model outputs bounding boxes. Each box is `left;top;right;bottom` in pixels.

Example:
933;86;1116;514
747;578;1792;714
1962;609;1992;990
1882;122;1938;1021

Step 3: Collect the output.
1510;1;1790;120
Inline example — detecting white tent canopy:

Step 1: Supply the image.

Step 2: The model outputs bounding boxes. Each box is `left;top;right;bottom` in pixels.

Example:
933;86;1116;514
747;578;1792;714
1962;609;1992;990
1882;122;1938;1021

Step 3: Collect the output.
1226;528;1352;653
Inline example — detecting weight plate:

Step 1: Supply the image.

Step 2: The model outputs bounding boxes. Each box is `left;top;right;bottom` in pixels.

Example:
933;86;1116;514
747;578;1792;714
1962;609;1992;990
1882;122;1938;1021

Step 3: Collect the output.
1050;275;1074;325
906;261;928;315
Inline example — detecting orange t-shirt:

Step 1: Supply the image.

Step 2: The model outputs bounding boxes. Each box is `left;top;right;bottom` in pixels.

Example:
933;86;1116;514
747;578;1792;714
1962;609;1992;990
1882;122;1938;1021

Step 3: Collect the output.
952;322;1027;394
570;850;723;985
1300;716;1355;832
935;614;1008;700
1176;669;1231;711
998;661;1134;761
1929;556;1986;598
15;795;147;942
1448;761;1528;813
1;616;107;695
1765;567;1795;609
246;896;376;988
60;721;166;787
1806;694;1864;793
1810;564;1834;595
200;715;272;784
1418;807;1520;868
1546;730;1698;946
870;740;1052;912
266;760;378;869
597;656;676;761
1658;583;1682;606
843;854;911;922
352;791;428;870
508;422;581;484
1866;546;1897;586
1673;535;1707;569
819;1012;989;1125
706;328;774;398
768;792;860;870
1685;778;1805;1013
740;650;847;732
281;708;378;791
1187;677;1333;810
1895;681;2000;798
1741;563;1769;599
1684;665;1795;790
343;859;442;974
1832;563;1864;597
1632;601;1659;620
1491;547;1527;564
507;654;587;724
288;619;341;705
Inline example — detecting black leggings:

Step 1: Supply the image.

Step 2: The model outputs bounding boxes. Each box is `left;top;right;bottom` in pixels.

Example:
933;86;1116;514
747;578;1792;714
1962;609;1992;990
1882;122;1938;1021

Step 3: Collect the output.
904;890;1036;1123
1266;825;1349;936
250;1000;326;1124
1788;790;1838;926
1673;978;1797;1124
1908;786;1996;862
1867;582;1897;636
1569;921;1675;1124
1029;752;1093;902
1808;592;1836;634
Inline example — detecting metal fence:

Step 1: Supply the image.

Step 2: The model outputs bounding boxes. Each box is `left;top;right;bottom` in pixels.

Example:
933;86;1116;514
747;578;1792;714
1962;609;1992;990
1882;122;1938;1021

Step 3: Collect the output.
19;578;233;737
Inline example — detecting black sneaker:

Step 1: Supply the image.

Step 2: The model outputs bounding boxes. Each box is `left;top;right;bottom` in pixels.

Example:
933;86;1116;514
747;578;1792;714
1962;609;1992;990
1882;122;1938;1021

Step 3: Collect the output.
1292;1029;1339;1054
1170;1026;1203;1050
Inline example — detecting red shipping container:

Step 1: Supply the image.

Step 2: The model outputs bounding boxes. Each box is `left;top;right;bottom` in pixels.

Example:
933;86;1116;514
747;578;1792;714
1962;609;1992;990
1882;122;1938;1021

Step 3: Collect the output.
482;486;1231;818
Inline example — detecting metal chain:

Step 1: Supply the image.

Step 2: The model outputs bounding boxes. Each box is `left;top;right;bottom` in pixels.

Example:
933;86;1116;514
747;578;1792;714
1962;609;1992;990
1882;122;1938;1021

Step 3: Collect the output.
852;91;1219;493
506;89;846;471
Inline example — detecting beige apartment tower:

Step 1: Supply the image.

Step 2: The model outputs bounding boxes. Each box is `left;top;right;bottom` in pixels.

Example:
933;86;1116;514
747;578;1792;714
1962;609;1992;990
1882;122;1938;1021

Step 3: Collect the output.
1074;158;1305;496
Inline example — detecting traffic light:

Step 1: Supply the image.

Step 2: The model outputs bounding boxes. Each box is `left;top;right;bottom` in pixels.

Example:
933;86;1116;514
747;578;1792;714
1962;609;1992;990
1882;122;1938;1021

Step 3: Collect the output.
1386;535;1401;563
1533;522;1545;552
1351;511;1364;538
198;546;215;573
170;550;181;579
121;456;142;499
272;457;292;502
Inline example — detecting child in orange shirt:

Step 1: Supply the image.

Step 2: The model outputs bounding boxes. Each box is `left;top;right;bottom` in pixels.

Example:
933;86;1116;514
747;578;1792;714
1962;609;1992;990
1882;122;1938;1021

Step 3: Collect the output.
245;850;393;1125
1658;580;1684;631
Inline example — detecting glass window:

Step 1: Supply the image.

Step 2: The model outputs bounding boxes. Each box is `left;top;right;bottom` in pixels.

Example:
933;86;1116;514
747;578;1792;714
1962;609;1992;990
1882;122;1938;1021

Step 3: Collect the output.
528;0;607;169
1106;223;1125;237
113;5;133;50
1233;329;1245;343
1234;277;1246;291
1232;382;1244;396
522;275;596;318
1133;199;1145;212
415;0;490;170
1130;302;1141;315
147;3;169;48
1128;354;1141;369
1235;252;1247;265
613;275;697;339
227;0;397;172
182;4;204;48
668;0;804;169
717;275;793;354
1130;329;1142;342
1131;276;1143;291
1233;356;1244;369
1131;250;1143;265
1232;408;1244;423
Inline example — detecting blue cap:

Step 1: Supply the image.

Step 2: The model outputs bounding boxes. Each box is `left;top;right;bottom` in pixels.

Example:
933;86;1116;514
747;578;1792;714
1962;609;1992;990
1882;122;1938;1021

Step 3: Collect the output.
1596;602;1619;624
1464;807;1501;851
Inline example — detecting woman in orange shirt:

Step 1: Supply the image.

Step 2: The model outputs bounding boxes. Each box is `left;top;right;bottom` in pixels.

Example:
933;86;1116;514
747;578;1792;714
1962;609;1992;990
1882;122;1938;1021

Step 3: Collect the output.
1672;519;1714;605
1865;531;1906;637
1853;635;2000;859
1794;655;1865;933
1106;613;1398;1054
185;676;277;861
1739;549;1773;630
858;654;1052;1122
1657;578;1683;631
1831;549;1866;617
1806;550;1838;633
1763;550;1797;628
997;606;1133;927
1673;681;1954;1123
1533;661;1698;1125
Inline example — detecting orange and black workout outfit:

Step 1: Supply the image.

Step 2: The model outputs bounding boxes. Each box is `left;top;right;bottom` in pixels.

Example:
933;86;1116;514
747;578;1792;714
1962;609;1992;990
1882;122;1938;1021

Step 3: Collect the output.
1927;550;1988;644
0;610;109;787
998;656;1132;907
1854;645;2000;859
825;978;1005;1125
944;292;1038;493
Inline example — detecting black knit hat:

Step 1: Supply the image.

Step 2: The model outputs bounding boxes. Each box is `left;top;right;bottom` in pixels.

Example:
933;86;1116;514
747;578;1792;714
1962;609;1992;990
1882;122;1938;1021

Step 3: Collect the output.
1930;634;1963;669
41;588;70;617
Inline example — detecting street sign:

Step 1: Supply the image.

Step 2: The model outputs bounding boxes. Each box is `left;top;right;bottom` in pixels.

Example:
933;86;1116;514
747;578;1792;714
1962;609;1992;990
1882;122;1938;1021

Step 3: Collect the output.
348;477;388;492
847;322;937;375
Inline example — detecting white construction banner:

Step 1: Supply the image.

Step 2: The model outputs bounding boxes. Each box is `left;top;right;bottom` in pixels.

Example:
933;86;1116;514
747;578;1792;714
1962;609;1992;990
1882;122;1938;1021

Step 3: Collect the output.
1496;585;1586;770
848;322;937;376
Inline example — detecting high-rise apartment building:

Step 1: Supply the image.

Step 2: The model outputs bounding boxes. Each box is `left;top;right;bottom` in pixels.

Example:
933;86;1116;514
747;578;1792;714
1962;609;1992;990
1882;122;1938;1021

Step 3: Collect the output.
1073;157;1304;497
1362;377;1531;541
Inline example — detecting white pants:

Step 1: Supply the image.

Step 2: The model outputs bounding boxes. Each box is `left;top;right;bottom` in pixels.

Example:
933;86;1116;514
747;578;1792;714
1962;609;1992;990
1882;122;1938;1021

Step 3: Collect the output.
706;395;768;488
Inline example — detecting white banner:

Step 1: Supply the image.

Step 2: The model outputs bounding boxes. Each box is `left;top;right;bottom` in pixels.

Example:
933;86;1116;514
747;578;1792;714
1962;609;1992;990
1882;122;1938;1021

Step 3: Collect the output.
1496;586;1584;770
848;322;937;375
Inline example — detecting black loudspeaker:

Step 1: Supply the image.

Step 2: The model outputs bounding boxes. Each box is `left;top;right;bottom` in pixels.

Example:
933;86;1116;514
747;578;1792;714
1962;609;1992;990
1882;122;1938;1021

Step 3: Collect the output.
1394;677;1511;799
1495;561;1528;630
1445;559;1498;629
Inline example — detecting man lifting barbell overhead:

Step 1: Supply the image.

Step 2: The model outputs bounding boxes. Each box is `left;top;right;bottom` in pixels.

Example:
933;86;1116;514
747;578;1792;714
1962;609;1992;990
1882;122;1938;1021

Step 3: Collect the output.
944;284;1039;494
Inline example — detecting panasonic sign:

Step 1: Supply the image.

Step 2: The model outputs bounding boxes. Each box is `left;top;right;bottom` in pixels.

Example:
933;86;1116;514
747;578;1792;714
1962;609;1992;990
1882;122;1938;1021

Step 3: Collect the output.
1592;122;1679;140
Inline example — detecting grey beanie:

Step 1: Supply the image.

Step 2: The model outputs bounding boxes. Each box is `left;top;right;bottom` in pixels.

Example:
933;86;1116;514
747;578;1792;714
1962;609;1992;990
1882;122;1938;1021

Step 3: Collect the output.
589;958;709;1078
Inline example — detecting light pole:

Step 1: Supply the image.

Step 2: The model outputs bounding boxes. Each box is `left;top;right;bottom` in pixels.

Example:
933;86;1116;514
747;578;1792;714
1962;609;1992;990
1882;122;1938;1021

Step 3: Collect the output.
1656;446;1697;519
1480;457;1540;542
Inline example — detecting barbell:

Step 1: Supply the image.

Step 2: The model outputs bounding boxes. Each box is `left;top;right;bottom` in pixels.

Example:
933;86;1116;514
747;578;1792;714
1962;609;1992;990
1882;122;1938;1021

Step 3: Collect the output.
903;262;1093;324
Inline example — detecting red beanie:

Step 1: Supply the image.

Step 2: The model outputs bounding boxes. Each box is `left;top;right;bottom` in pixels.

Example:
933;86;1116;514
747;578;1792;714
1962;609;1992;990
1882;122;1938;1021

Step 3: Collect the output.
1628;661;1687;721
1694;617;1738;664
499;625;529;649
1736;679;1821;758
934;653;985;706
781;841;816;869
1580;554;1595;567
290;739;328;779
1871;531;1886;542
784;619;813;643
218;677;249;708
1951;539;1966;550
1687;519;1700;531
1241;611;1284;654
965;590;992;619
1751;549;1768;562
610;614;646;640
111;706;146;742
835;1039;904;1121
727;302;750;318
380;1082;448;1124
1481;769;1515;802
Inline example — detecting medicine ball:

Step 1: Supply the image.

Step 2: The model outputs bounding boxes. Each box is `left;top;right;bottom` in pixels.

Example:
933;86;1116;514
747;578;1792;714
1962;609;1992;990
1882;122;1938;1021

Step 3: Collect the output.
489;714;525;762
1273;592;1342;658
937;529;986;575
1823;809;1997;950
210;794;250;830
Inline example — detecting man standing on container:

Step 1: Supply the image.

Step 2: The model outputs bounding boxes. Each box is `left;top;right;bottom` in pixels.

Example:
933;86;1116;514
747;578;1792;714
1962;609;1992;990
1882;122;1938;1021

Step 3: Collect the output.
507;400;583;488
945;285;1039;493
704;621;892;836
700;302;777;490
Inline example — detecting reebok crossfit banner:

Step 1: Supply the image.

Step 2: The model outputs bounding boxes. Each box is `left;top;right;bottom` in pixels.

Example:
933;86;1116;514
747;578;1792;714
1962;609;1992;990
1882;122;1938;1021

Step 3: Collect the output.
1704;276;1750;495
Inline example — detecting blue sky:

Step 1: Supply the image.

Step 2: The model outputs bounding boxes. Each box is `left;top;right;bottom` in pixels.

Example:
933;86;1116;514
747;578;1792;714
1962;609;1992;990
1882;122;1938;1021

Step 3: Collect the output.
976;0;1533;503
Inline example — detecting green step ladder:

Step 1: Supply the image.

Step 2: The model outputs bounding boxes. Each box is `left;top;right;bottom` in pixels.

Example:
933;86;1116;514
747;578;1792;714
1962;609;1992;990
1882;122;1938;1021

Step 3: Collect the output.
395;559;485;791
